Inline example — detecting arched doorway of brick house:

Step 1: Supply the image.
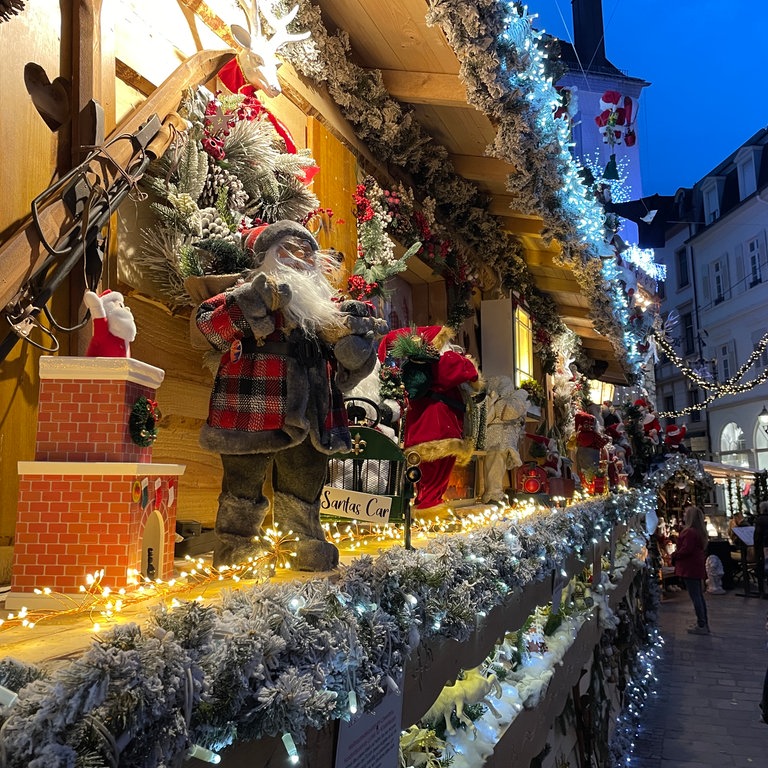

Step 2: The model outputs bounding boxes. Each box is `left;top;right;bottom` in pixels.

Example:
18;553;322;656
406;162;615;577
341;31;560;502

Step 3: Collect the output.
140;508;165;581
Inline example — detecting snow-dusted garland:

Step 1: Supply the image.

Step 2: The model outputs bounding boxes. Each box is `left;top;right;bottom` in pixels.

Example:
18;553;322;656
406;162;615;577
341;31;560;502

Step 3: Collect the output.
646;453;714;491
0;490;653;766
274;0;626;374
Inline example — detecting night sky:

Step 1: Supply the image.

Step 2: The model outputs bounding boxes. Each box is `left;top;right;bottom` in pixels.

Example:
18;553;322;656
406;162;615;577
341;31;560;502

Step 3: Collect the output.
531;0;768;197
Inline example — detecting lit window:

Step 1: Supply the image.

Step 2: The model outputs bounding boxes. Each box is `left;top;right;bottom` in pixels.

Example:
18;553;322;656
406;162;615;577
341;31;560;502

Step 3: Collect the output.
514;306;533;388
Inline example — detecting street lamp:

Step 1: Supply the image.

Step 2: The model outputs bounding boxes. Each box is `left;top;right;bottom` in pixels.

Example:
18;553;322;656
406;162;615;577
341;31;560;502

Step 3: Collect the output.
758;405;768;436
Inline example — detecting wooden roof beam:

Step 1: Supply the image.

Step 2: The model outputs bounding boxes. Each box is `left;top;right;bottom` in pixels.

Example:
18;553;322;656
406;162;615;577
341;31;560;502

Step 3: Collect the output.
377;69;468;107
449;154;516;182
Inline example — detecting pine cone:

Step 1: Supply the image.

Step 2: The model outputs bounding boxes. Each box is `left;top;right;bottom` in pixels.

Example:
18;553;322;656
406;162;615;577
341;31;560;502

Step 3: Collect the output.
198;207;233;240
199;158;249;211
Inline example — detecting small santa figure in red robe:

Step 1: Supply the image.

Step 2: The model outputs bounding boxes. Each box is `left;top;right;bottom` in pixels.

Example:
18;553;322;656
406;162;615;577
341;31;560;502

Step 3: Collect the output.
378;325;481;516
83;289;137;357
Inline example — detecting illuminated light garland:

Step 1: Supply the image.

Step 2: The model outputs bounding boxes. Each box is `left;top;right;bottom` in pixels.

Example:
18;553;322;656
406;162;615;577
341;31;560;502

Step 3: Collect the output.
0;490;657;767
609;629;663;766
583;149;632;203
0;554;275;635
653;326;768;392
654;329;768;417
621;245;666;282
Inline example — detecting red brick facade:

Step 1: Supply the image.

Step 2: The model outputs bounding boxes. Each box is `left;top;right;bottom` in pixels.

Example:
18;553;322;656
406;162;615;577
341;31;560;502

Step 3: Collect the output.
12;470;179;593
9;358;185;605
36;377;155;463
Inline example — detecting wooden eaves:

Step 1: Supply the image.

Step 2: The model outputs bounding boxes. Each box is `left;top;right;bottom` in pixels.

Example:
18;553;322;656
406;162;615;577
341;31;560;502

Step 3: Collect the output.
179;0;628;382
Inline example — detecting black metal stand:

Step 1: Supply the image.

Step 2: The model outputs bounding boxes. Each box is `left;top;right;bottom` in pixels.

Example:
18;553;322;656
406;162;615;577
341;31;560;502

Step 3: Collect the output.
736;542;766;598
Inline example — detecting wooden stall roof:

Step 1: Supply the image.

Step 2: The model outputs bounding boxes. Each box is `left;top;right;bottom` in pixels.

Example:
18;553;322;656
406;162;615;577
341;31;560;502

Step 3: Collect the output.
305;0;626;382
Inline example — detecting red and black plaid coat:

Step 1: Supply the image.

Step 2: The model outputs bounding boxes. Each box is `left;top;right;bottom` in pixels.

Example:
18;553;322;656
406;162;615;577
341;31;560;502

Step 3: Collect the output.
196;286;350;456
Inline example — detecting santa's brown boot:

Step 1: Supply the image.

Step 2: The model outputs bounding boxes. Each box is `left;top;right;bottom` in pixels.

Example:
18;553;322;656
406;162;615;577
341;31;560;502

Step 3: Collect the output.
213;494;269;568
273;491;339;571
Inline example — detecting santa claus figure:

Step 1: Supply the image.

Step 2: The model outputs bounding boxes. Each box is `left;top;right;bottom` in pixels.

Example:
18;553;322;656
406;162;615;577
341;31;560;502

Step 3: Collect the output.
664;423;688;453
83;289;137;357
632;397;660;446
572;411;610;487
378;326;481;516
605;421;633;477
196;220;387;570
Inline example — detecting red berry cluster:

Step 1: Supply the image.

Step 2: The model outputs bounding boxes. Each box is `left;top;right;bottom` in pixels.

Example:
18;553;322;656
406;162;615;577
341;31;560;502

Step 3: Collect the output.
346;274;378;301
201;93;265;161
353;183;375;222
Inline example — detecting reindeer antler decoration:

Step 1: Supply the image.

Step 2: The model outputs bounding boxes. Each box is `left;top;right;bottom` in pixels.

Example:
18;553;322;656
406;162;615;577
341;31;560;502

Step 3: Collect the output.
230;0;310;97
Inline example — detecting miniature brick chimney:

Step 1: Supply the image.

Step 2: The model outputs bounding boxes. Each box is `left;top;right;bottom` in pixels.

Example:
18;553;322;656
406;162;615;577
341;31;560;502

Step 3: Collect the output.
8;357;185;609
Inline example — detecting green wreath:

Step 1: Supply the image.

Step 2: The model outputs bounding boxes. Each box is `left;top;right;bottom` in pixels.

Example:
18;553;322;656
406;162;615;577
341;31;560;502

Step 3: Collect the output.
129;396;159;447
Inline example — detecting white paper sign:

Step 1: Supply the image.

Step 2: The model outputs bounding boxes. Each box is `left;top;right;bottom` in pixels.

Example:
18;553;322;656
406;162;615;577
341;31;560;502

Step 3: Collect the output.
335;689;402;768
320;486;392;524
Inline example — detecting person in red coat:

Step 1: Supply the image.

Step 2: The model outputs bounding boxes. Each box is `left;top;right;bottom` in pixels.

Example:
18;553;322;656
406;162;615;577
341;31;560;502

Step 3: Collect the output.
673;505;710;634
378;326;480;515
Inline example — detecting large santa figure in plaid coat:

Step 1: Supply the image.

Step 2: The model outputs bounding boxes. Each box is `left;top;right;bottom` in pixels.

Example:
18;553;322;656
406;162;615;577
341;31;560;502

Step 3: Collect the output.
196;220;386;570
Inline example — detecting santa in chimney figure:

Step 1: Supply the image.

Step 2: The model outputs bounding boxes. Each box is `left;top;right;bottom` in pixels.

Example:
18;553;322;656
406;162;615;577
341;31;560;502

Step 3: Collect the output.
83;289;137;357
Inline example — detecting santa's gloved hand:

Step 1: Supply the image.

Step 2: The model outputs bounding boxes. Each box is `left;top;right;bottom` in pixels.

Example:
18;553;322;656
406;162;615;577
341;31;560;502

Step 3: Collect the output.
334;334;377;370
250;273;292;312
83;290;106;318
338;301;389;337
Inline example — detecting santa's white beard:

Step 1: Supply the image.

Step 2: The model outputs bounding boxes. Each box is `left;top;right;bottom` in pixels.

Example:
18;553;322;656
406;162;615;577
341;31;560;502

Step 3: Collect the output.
260;251;344;337
106;308;137;342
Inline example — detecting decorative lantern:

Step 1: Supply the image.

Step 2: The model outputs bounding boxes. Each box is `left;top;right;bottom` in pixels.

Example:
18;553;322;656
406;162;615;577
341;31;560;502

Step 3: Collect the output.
515;463;549;495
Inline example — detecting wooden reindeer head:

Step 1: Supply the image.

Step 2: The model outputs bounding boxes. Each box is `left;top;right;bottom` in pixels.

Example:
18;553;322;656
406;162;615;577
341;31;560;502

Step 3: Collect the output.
230;0;310;97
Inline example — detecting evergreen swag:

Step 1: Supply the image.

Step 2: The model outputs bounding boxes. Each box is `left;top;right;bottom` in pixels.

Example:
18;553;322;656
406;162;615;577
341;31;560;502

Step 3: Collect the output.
0;491;652;766
133;88;320;308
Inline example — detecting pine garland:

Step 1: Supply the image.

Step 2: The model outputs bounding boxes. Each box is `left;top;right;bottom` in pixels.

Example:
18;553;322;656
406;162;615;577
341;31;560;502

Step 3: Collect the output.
0;491;653;766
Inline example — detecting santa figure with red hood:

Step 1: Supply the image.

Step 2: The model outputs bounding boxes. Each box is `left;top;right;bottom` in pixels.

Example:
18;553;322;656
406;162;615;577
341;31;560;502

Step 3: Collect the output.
635;397;661;446
572;410;610;487
378;325;481;516
664;423;688;453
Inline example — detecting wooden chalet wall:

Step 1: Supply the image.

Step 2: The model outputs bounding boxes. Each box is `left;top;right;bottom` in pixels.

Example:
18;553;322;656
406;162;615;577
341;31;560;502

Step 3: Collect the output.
0;0;368;537
0;0;69;541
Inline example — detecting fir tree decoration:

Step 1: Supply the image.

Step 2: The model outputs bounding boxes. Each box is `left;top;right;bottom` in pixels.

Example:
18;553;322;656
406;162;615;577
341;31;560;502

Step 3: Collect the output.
135;88;320;306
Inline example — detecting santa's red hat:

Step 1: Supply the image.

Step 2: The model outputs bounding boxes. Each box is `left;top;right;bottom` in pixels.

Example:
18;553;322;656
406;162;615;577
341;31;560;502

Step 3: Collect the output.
665;424;687;442
378;325;454;362
574;411;596;430
634;398;650;409
99;289;125;306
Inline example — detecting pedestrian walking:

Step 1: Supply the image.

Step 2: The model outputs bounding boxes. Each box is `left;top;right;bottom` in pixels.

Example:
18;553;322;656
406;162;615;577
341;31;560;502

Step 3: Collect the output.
672;504;710;635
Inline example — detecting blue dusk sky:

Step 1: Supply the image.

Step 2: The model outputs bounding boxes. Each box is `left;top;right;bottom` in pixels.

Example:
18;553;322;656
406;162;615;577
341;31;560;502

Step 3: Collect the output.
530;0;768;197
